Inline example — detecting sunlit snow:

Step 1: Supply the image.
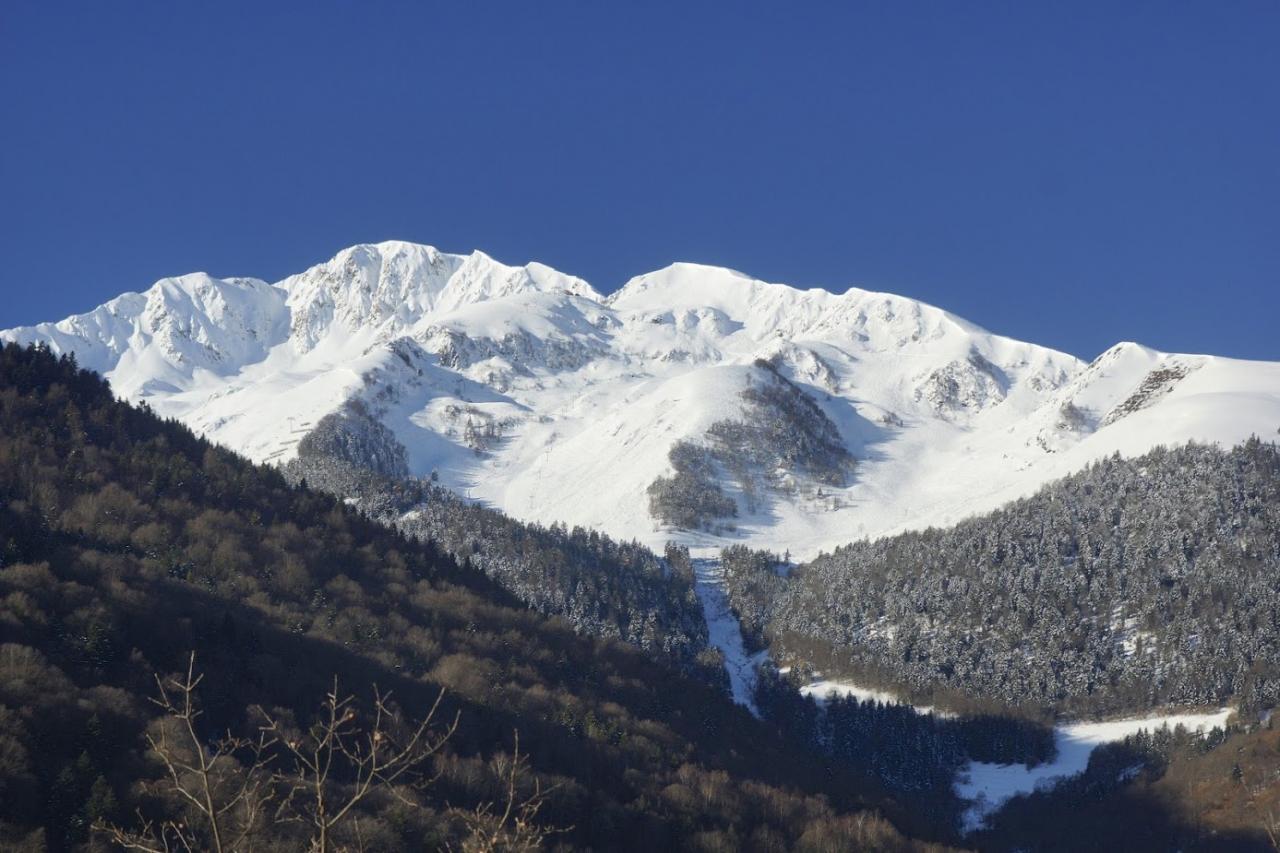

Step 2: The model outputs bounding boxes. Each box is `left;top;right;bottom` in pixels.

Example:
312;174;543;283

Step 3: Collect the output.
6;240;1278;559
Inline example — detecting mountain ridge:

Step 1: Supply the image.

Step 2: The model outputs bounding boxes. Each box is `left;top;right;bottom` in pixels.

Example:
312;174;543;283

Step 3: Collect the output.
5;240;1278;560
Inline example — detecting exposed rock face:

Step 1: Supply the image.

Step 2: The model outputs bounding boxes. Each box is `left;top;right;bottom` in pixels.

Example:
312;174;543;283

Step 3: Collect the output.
1101;361;1199;426
915;348;1010;416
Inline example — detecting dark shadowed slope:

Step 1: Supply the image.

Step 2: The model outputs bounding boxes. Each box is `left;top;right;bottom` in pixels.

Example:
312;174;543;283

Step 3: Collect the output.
0;343;946;851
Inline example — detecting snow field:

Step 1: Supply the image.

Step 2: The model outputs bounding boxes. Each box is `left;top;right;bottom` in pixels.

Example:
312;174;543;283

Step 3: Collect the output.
6;240;1278;561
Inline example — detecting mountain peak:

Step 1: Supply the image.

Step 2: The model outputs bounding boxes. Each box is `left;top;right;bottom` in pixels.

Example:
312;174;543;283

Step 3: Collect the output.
279;241;600;352
4;242;1277;562
608;262;1016;362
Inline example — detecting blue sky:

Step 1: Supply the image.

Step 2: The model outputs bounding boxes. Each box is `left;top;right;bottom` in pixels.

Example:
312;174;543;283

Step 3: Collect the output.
2;1;1276;359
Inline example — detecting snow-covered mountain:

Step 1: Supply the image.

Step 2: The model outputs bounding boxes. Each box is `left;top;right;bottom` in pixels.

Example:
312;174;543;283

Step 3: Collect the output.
6;240;1279;558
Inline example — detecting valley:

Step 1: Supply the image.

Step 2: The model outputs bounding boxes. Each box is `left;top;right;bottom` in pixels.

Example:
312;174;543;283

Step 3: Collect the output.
4;242;1280;849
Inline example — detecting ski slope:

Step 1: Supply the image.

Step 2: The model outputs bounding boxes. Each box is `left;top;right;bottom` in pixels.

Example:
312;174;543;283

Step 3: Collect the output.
693;558;768;715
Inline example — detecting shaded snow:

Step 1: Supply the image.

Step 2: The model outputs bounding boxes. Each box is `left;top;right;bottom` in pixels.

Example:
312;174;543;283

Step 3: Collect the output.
795;678;1232;835
798;678;948;717
692;559;766;714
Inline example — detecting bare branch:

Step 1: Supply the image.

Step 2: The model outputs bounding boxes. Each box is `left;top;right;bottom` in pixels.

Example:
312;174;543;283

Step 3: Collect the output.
94;809;197;853
98;653;276;853
257;680;455;852
100;653;456;853
455;731;568;853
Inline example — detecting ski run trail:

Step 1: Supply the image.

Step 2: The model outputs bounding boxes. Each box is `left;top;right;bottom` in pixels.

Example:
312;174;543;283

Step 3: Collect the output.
692;558;767;716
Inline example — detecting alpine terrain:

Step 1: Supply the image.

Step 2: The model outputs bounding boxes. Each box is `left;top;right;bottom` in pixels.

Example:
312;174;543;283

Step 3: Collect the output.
6;240;1278;559
5;241;1280;850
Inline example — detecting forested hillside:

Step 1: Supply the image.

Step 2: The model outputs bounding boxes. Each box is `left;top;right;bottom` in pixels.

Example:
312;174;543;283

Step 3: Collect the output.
284;405;714;677
730;441;1280;716
0;343;942;851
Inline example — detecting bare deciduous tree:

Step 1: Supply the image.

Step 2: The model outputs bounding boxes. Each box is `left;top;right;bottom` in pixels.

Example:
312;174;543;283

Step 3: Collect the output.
1241;768;1280;852
95;652;275;853
258;677;458;853
456;732;564;853
95;653;457;853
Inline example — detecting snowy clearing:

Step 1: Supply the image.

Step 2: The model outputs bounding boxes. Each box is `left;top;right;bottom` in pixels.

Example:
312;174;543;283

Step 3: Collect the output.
955;708;1233;833
798;678;950;717
797;678;1233;835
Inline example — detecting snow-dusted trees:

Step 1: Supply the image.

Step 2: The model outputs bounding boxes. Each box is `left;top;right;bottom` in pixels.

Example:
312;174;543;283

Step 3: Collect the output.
648;358;854;529
297;401;409;479
285;454;713;678
720;545;787;653
747;440;1280;715
288;390;714;677
752;666;1054;808
647;441;738;531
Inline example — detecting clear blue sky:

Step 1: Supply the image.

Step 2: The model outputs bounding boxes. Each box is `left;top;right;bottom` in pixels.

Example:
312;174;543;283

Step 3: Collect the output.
2;1;1276;359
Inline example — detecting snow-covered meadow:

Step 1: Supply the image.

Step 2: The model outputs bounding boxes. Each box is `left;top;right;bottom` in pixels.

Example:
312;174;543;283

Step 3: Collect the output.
955;708;1233;833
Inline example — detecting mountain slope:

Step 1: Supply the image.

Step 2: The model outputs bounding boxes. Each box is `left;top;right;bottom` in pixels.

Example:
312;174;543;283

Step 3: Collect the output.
744;440;1280;715
0;343;943;851
5;241;1278;559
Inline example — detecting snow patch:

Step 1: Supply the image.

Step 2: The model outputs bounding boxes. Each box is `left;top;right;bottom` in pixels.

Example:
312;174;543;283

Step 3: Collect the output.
955;708;1233;834
798;678;949;717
